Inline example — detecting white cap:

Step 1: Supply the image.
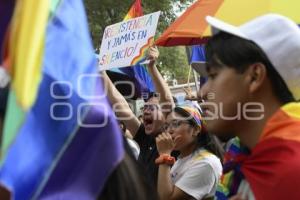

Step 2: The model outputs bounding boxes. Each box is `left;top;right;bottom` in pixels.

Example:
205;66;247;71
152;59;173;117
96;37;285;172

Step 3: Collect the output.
204;14;300;100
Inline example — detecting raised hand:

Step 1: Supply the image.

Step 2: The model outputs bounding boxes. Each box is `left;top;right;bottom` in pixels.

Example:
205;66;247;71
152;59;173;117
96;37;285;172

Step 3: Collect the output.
156;132;174;155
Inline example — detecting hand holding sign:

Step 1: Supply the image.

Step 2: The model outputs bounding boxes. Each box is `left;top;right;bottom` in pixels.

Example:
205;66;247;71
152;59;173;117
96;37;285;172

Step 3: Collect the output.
147;46;159;66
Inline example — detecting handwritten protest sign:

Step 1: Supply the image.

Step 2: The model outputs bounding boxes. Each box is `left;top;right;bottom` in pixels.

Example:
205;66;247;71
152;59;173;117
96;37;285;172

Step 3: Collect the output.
98;11;160;71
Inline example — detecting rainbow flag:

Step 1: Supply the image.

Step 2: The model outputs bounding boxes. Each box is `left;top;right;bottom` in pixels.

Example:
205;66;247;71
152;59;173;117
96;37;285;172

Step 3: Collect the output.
111;0;154;97
155;0;300;46
241;102;300;200
124;0;143;20
215;137;250;199
216;103;300;200
4;0;50;110
0;0;124;199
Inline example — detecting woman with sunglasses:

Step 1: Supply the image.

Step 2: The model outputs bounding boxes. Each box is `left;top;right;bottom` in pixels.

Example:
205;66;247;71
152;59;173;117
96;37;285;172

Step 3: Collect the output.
156;105;223;200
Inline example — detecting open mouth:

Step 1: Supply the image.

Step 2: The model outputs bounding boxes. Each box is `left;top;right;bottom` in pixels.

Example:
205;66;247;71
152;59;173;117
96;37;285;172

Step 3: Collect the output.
143;117;154;130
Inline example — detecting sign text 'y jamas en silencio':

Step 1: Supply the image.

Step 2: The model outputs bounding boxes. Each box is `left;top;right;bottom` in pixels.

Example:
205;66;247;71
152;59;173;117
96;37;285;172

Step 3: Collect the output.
98;11;160;71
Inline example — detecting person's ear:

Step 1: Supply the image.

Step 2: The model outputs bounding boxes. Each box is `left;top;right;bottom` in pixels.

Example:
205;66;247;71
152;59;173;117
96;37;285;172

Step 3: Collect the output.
247;63;267;93
191;126;201;136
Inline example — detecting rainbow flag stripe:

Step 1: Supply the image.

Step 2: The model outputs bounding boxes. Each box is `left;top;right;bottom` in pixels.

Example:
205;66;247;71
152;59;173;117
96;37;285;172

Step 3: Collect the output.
241;102;300;200
131;37;154;65
216;103;300;200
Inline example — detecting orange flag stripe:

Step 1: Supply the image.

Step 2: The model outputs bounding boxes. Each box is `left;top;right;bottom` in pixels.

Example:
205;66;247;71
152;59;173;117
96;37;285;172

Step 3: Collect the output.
259;103;300;143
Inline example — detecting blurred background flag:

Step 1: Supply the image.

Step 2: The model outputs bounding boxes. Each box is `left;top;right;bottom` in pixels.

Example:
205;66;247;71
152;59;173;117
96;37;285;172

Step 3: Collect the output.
0;0;124;199
190;45;207;77
155;0;300;47
124;0;143;20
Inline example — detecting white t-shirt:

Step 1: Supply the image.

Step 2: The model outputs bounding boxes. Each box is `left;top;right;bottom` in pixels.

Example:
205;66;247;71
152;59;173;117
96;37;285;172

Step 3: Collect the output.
170;148;222;200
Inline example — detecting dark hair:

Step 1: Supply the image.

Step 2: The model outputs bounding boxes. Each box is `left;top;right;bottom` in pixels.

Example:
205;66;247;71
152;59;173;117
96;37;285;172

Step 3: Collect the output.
0;85;9;119
174;107;224;161
205;31;295;104
172;96;178;105
142;92;160;102
98;153;158;200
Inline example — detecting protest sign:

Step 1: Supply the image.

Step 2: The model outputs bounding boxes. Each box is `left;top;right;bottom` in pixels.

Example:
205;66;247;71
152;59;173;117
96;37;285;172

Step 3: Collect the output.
98;11;160;71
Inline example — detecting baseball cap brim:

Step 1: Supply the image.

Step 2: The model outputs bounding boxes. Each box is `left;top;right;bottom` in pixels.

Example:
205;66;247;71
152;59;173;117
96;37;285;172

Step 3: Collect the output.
206;16;249;40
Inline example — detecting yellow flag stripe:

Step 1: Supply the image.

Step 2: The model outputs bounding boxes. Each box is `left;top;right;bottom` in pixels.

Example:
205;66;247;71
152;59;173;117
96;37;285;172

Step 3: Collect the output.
9;0;49;110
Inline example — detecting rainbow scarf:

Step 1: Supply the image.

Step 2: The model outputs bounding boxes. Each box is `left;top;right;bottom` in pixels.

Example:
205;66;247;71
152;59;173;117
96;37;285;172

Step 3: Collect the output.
0;0;124;199
215;138;250;199
216;102;300;200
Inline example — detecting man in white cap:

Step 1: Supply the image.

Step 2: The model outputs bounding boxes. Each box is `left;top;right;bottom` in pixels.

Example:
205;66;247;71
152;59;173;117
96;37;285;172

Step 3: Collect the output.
196;14;300;200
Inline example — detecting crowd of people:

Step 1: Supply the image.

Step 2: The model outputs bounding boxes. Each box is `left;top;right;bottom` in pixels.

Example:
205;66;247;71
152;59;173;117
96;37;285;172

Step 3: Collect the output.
98;13;300;200
1;4;300;199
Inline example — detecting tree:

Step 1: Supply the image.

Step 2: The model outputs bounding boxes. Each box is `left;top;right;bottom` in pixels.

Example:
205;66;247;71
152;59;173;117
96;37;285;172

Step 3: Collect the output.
157;46;190;84
84;0;194;83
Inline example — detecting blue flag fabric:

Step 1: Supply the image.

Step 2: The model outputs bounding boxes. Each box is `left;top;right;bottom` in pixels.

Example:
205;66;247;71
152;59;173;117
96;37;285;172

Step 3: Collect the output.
190;45;208;87
119;59;155;97
190;45;206;64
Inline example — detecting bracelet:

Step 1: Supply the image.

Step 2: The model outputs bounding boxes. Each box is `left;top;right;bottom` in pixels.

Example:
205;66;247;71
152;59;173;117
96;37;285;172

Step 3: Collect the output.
155;154;175;165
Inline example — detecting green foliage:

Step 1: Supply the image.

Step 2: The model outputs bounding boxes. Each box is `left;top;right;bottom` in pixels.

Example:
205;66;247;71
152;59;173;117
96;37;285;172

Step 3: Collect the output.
84;0;194;83
157;46;190;84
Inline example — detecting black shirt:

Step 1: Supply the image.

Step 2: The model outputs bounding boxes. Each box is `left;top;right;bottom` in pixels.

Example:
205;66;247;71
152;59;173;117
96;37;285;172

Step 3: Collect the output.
134;124;159;187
